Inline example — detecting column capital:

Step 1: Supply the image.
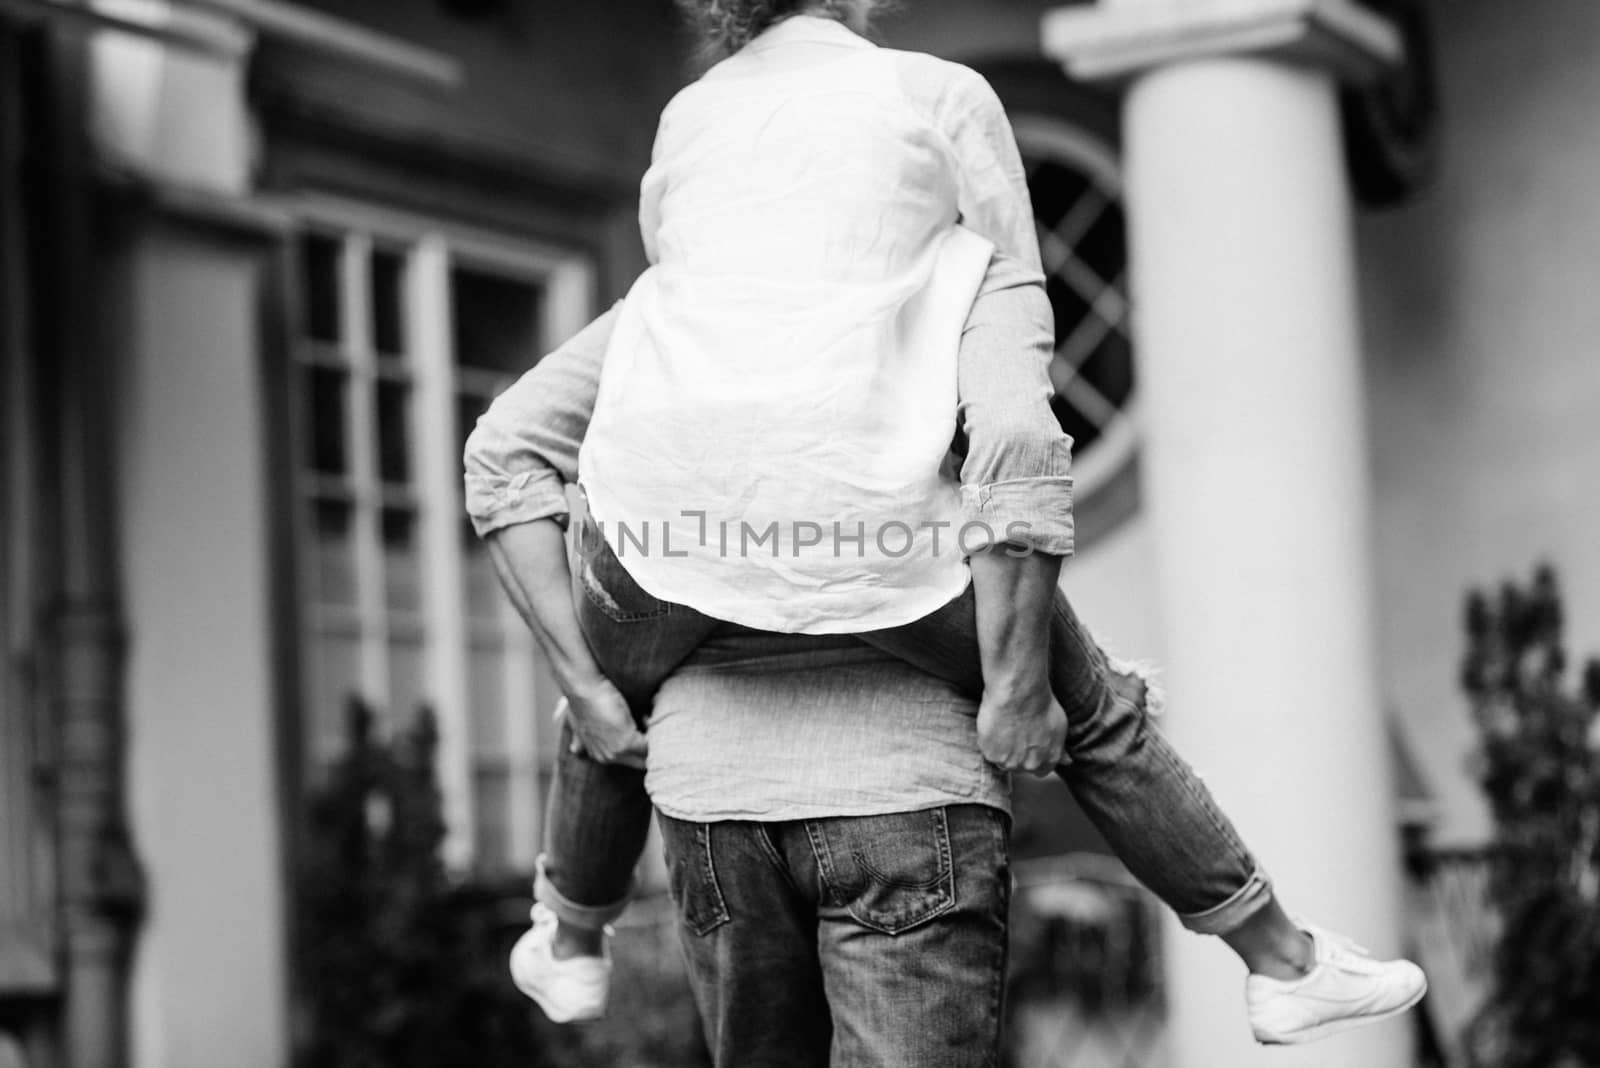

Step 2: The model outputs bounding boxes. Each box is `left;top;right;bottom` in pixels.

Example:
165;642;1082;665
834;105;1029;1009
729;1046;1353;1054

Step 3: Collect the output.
1042;0;1402;87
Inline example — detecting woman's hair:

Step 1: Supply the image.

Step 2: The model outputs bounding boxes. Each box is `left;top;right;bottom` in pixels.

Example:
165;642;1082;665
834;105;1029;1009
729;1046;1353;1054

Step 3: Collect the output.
674;0;885;62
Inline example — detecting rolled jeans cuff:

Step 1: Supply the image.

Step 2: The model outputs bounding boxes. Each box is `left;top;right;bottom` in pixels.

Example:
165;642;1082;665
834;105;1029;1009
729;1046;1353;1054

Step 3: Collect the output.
1176;866;1274;936
960;477;1074;557
534;853;632;931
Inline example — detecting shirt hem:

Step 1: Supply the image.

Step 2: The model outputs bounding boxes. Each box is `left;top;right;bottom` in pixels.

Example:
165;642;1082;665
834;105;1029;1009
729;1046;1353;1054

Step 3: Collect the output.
649;792;1011;825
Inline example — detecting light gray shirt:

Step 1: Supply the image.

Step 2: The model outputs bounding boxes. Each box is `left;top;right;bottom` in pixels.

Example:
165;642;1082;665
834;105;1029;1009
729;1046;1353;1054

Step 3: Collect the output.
645;624;1009;823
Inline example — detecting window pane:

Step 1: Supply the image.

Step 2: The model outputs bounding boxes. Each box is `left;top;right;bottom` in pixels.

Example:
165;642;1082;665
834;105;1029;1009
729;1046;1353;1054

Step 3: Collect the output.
1077;329;1134;412
1045;274;1092;350
374;379;411;485
462;535;503;621
451;266;542;377
371;247;406;357
301;233;342;344
310;498;357;607
1076;203;1128;286
1027;160;1092;232
472;762;510;874
306;628;362;768
305;366;348;476
382;507;420;613
456;391;490;456
388;630;427;727
468;639;507;755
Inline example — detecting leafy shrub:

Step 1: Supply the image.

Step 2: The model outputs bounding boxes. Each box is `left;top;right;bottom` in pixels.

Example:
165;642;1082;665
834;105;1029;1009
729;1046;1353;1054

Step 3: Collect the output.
1461;566;1600;1068
293;698;708;1067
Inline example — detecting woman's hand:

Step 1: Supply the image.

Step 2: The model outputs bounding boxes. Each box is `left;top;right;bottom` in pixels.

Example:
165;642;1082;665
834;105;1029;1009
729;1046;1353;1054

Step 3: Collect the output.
559;680;649;769
485;521;648;769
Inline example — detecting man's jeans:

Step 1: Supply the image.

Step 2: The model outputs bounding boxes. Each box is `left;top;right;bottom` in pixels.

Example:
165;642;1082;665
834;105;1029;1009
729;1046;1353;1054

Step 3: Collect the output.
657;805;1011;1068
536;523;1272;937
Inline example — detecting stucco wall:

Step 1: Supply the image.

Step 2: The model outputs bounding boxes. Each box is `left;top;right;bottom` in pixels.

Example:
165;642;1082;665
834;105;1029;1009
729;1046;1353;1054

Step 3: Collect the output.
1359;0;1600;845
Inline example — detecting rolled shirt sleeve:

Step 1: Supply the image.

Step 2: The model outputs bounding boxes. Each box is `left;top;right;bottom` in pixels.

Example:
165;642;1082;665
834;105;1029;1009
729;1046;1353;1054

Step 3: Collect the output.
942;70;1076;555
953;271;1075;557
462;303;618;537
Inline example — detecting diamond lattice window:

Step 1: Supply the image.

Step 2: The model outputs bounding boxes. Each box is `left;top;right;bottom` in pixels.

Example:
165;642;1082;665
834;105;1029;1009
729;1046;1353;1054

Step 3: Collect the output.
1014;118;1136;492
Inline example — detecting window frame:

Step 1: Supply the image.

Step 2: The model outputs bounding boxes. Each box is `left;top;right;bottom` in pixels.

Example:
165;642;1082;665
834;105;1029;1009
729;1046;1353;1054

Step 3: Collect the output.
283;193;595;872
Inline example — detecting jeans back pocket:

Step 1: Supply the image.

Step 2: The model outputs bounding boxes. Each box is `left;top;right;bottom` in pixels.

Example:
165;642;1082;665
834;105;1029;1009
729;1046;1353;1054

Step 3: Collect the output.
808;809;956;936
578;541;674;623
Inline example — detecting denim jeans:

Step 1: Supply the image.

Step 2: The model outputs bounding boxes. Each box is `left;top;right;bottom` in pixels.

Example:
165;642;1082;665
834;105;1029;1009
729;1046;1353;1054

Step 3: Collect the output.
656;805;1011;1068
536;522;1272;936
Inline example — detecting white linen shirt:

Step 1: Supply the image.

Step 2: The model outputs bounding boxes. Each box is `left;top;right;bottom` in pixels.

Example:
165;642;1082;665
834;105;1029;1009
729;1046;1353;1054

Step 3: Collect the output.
578;15;1044;634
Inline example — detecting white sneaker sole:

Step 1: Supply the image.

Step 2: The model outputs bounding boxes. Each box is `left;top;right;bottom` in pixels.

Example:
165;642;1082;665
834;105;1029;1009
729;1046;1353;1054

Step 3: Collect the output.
1254;977;1428;1045
523;986;607;1024
509;934;610;1023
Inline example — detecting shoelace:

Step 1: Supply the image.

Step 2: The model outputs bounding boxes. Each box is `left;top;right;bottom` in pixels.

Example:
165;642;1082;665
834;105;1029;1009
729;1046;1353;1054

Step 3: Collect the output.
1306;924;1386;975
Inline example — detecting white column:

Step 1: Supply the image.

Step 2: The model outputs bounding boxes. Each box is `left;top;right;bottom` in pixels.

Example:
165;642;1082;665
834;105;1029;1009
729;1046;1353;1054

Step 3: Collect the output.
1045;4;1410;1067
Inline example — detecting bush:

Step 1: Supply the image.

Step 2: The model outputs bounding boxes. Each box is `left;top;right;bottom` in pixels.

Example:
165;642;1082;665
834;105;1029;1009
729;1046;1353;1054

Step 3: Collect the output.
292;698;709;1068
1461;565;1600;1068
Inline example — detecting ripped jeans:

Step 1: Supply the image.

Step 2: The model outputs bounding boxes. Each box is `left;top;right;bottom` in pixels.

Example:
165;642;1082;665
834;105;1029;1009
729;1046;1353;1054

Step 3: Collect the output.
535;518;1273;938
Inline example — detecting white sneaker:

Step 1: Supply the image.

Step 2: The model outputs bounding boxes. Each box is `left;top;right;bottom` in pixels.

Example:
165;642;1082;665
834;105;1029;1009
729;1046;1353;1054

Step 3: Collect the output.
508;903;612;1023
1246;923;1427;1045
